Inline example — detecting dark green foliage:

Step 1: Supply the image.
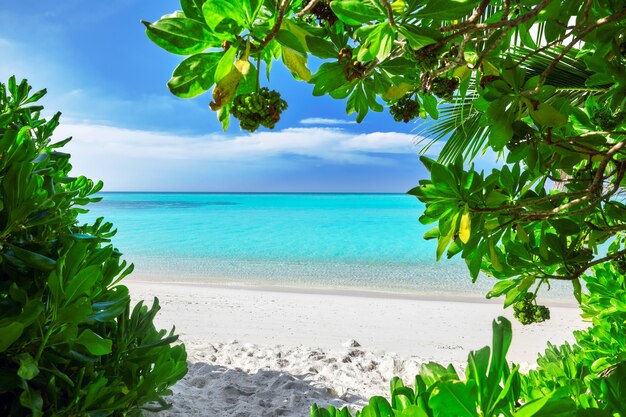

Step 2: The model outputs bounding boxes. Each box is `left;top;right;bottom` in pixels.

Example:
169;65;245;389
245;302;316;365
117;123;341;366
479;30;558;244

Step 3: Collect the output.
0;77;187;416
230;87;288;132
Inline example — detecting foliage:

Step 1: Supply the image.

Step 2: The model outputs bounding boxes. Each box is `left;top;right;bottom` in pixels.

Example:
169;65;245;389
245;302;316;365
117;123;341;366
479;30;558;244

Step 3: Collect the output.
0;77;187;416
144;0;626;416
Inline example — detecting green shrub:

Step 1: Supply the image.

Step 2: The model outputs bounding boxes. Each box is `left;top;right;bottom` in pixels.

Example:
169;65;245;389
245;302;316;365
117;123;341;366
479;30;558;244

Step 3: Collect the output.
0;76;187;416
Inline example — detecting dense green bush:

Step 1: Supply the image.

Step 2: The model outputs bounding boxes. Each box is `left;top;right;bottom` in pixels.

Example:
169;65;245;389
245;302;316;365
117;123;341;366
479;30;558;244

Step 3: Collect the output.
0;77;187;416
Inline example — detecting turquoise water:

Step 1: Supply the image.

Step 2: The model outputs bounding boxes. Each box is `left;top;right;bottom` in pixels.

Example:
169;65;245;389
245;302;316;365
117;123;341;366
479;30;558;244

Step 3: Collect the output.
80;193;568;297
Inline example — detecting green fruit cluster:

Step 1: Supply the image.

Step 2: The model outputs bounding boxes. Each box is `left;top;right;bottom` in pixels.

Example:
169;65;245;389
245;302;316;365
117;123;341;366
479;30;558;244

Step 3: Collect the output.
230;88;288;132
591;107;625;131
389;94;420;123
407;46;441;72
430;77;459;101
513;293;550;325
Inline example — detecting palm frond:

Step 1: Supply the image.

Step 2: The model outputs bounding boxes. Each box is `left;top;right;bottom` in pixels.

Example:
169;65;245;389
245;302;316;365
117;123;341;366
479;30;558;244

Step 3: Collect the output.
417;46;596;164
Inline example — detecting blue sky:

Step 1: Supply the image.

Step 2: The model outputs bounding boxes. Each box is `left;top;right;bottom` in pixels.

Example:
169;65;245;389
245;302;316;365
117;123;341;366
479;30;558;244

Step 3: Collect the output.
0;0;441;192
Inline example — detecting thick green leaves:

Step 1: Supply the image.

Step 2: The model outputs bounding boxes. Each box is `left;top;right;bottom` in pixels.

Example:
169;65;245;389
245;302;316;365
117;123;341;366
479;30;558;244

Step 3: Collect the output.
0;78;187;416
76;329;112;356
143;17;219;55
414;0;481;19
17;353;39;380
429;381;478;417
356;22;395;62
0;322;24;352
202;0;246;32
168;53;222;98
330;0;384;25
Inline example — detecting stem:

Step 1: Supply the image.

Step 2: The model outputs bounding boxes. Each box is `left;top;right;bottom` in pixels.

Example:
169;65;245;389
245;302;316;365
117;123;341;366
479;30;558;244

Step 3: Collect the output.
256;55;261;92
295;0;320;18
253;0;291;52
380;0;397;27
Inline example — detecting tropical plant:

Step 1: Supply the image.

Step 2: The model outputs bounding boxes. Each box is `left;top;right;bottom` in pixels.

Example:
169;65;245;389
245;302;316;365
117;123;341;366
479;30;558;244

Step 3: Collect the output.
0;77;188;416
144;0;626;415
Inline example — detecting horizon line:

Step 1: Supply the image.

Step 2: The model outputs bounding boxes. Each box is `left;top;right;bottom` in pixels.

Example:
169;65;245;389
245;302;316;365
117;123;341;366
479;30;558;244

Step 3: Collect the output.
97;191;410;195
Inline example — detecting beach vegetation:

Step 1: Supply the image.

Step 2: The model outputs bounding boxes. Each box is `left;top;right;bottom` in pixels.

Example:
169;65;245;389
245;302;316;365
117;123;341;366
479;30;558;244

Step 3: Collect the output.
145;0;626;415
0;77;187;416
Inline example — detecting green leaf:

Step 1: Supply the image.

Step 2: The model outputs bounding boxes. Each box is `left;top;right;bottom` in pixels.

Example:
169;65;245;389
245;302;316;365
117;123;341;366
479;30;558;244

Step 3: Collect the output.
398;406;429;417
529;102;568;128
276;30;307;54
306;36;338;59
311;63;350;96
486;317;512;397
19;386;43;417
64;265;103;305
398;26;442;49
282;47;312;81
76;329;113;356
202;0;246;32
17;354;39;380
420;93;439;119
415;0;480;19
0;322;24;352
429;381;478;417
143;17;219;55
7;244;56;271
214;46;238;84
330;0;384;25
513;391;556;417
168;53;222;98
356;22;395;62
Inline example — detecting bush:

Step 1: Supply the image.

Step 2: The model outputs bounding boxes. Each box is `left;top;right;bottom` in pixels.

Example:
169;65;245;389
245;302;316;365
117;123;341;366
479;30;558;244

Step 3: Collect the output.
0;77;187;416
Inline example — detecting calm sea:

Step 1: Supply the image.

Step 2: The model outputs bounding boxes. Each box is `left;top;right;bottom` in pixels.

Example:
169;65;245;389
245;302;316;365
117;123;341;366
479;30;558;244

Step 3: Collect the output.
80;193;570;298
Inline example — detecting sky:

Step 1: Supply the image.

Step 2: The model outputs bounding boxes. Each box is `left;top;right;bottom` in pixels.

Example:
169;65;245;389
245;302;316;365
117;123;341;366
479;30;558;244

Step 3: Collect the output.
0;0;443;192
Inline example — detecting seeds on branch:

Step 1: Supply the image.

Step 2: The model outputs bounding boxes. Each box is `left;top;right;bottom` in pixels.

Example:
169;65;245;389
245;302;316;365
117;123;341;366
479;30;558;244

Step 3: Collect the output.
230;88;288;132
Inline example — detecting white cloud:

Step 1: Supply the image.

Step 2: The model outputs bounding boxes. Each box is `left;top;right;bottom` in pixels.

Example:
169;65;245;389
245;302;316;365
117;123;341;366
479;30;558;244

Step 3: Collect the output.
52;123;433;191
299;118;357;125
57;124;425;164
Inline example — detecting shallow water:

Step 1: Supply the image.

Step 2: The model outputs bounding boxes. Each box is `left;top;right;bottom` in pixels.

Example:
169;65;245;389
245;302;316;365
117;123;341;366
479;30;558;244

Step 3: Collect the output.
81;193;571;298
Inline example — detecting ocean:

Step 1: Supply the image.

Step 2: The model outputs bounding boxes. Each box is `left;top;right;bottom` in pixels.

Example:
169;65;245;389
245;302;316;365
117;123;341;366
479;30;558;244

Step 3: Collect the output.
80;193;571;298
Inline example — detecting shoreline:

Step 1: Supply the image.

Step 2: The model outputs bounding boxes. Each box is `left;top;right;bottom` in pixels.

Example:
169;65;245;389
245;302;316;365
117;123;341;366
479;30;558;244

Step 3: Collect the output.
127;275;579;308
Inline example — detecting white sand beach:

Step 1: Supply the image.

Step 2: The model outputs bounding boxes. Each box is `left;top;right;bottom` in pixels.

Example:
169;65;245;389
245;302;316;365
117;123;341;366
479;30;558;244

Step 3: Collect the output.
129;279;587;417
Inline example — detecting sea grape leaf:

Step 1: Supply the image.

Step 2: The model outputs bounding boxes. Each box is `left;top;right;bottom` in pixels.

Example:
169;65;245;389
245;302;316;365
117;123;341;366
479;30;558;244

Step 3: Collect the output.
330;0;384;25
76;329;113;356
282;47;312;81
168;52;222;98
356;22;395;62
143;17;219;55
202;0;245;31
415;0;481;20
529;102;568;128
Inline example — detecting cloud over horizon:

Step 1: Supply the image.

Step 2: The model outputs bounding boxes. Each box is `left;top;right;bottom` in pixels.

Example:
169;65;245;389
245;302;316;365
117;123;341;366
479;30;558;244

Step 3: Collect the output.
56;123;434;192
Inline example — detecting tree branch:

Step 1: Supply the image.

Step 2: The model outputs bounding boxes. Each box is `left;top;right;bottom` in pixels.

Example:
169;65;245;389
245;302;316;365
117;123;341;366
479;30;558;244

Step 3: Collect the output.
295;0;320;19
380;0;397;27
253;0;291;52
